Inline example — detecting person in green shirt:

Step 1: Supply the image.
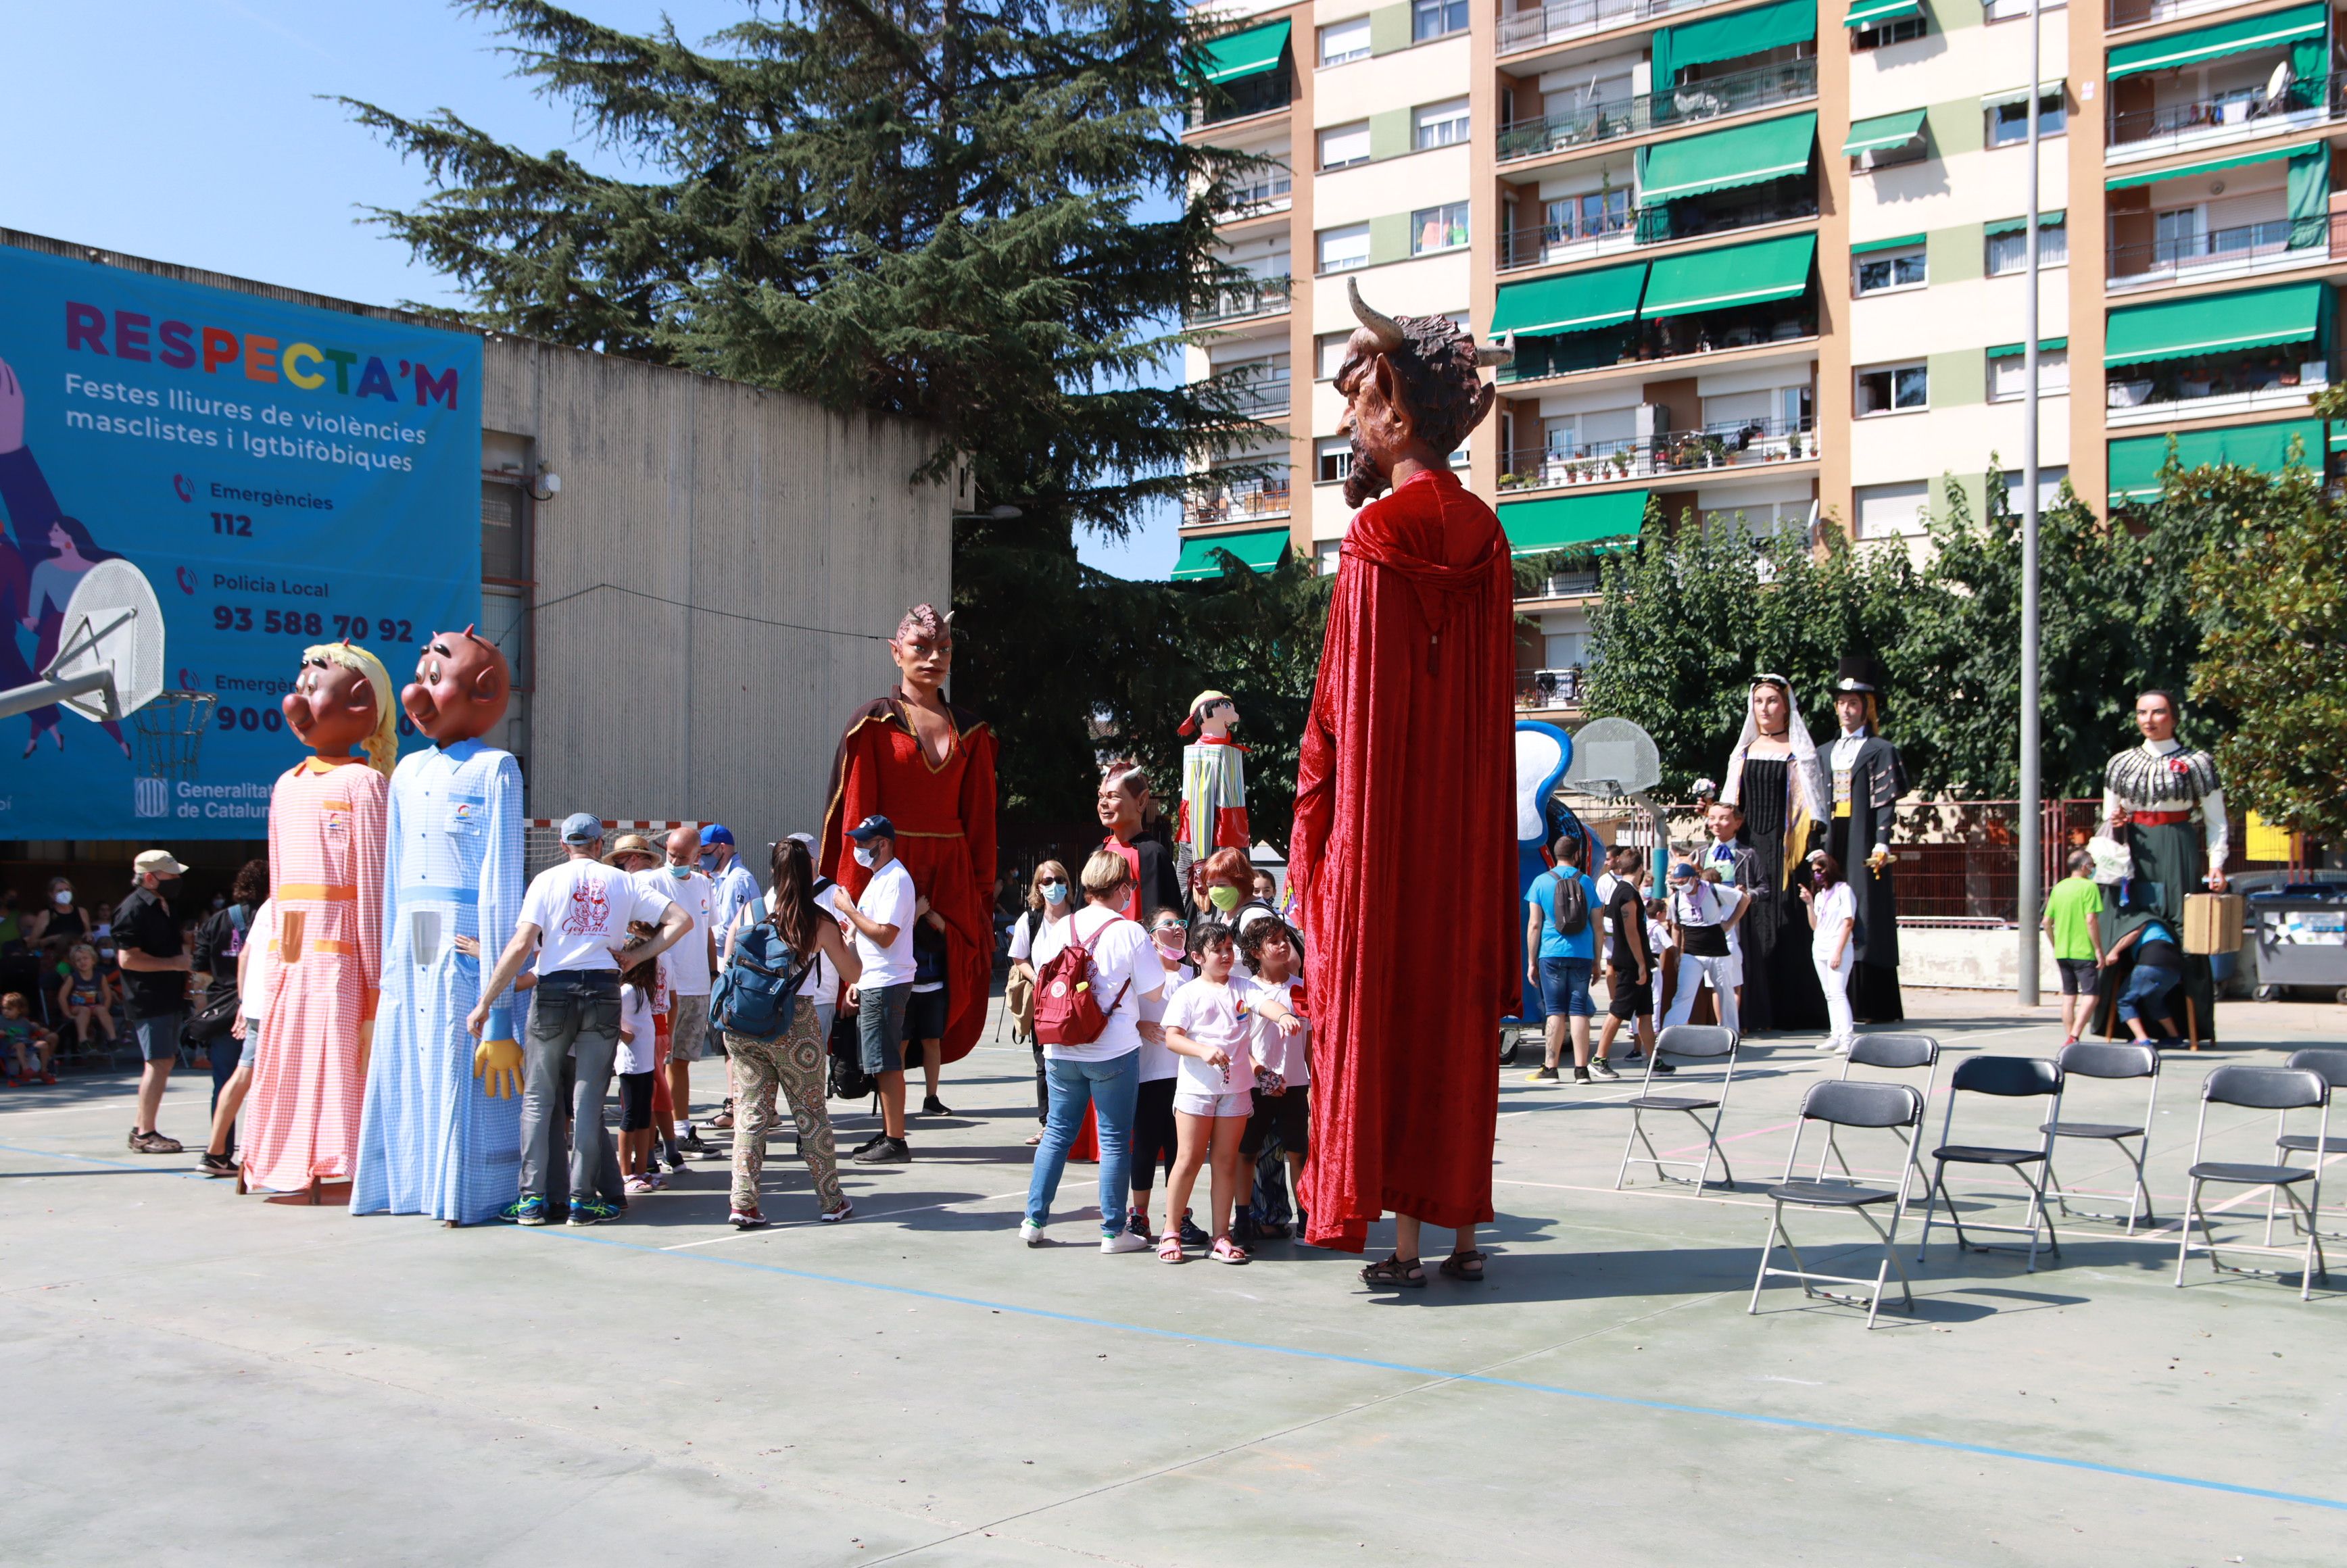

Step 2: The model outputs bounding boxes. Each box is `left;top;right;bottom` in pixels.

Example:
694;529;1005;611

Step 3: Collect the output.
2041;850;2106;1044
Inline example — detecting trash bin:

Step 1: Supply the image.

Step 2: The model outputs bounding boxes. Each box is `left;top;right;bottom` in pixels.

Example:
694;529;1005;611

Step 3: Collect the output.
2248;887;2347;1004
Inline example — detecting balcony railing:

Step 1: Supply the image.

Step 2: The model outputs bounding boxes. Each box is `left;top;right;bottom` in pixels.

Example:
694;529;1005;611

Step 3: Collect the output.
1187;275;1291;326
1499;417;1818;491
1518;666;1588;711
1520;570;1602;599
1184;478;1292;527
1216;172;1293;216
2109;75;2330;147
1498;57;1818;162
2109;216;2329;281
1499;191;1816;270
1499;0;1726;54
2106;353;2328;416
1500;206;1639;270
2108;0;2272;30
1213;372;1292;416
1500;306;1818;381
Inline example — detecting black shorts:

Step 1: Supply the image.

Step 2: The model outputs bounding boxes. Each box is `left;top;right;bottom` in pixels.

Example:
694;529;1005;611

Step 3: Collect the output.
2056;957;2099;996
905;985;949;1043
1240;1083;1309;1158
1129;1077;1178;1189
616;1070;656;1131
1607;977;1653;1021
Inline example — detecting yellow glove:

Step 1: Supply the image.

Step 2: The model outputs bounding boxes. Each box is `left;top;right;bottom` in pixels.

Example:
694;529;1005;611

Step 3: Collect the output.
473;1037;524;1100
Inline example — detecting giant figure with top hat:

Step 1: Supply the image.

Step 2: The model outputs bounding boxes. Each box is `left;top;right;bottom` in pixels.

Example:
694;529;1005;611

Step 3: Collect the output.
1824;655;1905;1023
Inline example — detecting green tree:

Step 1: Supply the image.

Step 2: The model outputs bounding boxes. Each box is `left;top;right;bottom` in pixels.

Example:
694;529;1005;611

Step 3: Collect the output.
347;0;1273;819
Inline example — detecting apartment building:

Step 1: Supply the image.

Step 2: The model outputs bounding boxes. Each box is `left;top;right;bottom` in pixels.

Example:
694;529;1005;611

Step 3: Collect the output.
1180;0;2346;712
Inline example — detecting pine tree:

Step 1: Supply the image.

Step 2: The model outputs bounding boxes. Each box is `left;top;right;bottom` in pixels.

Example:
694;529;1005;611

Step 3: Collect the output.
346;0;1269;816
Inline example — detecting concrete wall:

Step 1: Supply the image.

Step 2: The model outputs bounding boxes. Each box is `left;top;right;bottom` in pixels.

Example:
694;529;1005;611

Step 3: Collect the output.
1900;925;2062;989
482;339;952;862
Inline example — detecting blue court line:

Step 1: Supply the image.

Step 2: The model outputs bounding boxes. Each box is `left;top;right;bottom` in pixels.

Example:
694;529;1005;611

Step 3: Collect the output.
0;1140;212;1179
542;1227;2347;1517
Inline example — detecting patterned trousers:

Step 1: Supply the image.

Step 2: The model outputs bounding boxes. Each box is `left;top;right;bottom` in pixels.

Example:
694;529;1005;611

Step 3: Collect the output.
725;1007;843;1215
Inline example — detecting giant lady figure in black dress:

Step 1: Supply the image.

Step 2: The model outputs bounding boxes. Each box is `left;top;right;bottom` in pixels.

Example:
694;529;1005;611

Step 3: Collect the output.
1720;675;1830;1031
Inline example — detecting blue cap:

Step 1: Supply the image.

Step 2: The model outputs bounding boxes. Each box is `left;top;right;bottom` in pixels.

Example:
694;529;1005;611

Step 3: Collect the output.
560;812;604;846
847;814;896;841
699;823;735;847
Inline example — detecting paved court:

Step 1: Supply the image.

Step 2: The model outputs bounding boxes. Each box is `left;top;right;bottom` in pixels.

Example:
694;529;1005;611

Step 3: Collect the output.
3;991;2342;1566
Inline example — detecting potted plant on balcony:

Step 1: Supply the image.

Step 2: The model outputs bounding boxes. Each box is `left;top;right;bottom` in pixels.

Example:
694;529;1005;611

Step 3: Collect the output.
1608;447;1630;479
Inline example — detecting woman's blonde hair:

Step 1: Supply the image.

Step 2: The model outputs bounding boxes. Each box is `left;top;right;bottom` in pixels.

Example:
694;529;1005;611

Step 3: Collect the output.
1080;849;1134;902
1026;859;1071;912
302;641;400;779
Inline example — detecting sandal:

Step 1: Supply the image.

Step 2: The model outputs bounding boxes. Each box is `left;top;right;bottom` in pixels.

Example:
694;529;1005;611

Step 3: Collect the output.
1439;1248;1487;1282
1359;1253;1426;1289
1157;1231;1184;1263
1209;1237;1251;1265
709;1098;735;1131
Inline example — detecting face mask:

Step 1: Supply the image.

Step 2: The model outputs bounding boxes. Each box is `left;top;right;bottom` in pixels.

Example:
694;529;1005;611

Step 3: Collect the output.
667;864;692;881
54;891;72;907
1208;885;1240;912
853;845;877;868
1153;931;1185;954
699;852;719;873
1041;881;1069;906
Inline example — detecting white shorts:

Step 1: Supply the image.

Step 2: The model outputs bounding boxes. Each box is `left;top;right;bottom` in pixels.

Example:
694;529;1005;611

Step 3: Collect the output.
1174;1089;1253;1119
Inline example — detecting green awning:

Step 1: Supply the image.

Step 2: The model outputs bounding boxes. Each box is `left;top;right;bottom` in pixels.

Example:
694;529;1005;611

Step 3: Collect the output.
1491;262;1650;337
1845;0;1920;26
2104;280;2328;366
1851;232;1925;253
1983;210;2068;235
1653;0;1816;84
1641;232;1816;318
1842;109;1927;156
1195;19;1290;84
1500;491;1649;554
1640;112;1816;205
2107;1;2326;78
2107;419;2321;500
1172;526;1288;579
2106;145;2309;191
1986;338;2068;357
1982;79;2066;108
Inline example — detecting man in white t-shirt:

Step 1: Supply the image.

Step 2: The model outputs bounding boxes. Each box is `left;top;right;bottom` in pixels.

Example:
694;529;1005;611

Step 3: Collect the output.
470;813;694;1227
833;816;919;1165
652;825;723;1152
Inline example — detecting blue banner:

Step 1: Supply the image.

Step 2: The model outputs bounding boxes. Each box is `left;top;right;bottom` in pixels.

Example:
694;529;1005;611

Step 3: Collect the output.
0;243;481;838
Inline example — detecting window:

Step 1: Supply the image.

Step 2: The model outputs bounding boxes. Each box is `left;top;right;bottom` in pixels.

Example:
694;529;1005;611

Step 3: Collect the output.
1413;0;1469;41
2000;466;2069;513
1319;16;1371;66
1856;362;1929;415
1315;538;1344;575
1317;223;1371;273
1854;480;1929;538
1989;350;2069;401
1851;15;1926;49
1319;121;1371;170
1316;437;1355;484
1545;185;1630;243
1411;201;1470;254
1986;91;2065;147
1986;221;2067;274
1854;247;1927;295
1414;98;1470;150
1317;331;1353;381
1985;0;2063;18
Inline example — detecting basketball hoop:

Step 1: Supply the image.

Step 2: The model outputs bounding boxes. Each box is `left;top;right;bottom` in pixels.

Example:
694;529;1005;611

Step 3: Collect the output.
132;691;218;782
0;558;169;725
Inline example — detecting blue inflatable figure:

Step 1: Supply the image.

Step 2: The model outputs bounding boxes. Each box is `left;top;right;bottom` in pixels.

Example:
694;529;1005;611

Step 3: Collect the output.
1509;721;1594;1034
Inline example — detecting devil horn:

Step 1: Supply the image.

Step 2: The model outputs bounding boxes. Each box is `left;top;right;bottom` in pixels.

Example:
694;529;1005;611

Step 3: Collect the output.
1347;278;1405;351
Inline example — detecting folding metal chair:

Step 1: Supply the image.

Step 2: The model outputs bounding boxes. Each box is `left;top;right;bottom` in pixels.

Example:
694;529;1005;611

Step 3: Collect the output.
2273;1049;2347;1244
1750;1080;1925;1328
2043;1042;2161;1235
1916;1054;2065;1270
1818;1032;1939;1181
2177;1064;2330;1302
1614;1023;1740;1194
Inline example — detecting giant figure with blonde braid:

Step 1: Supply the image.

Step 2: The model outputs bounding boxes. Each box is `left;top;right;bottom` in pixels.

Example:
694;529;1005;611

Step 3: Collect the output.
352;629;529;1224
243;642;393;1199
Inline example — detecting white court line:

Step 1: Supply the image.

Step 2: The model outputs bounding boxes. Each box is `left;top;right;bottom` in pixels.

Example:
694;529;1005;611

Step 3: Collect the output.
1495;1175;1774;1210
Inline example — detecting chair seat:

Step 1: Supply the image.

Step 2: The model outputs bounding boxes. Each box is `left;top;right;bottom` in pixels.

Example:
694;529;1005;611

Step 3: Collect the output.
2190;1161;2315;1185
2276;1133;2347;1155
1627;1095;1719;1112
1933;1144;2044;1166
1769;1179;1896;1208
2043;1121;2144;1140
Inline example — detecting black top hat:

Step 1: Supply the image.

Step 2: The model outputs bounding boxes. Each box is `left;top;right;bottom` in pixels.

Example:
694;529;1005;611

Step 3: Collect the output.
1833;654;1888;695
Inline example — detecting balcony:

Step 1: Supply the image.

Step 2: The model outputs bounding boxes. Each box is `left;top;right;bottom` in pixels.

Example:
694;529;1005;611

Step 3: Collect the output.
1183;476;1292;528
2108;74;2333;155
1215;170;1293;219
1189;74;1292;132
1498;58;1817;163
2106;354;2328;426
1499;0;1733;56
2108;214;2333;291
1499;416;1818;491
1500;188;1816;272
1517;666;1589;712
1520;569;1603;600
1187;275;1290;327
2108;0;2281;30
1213;370;1292;416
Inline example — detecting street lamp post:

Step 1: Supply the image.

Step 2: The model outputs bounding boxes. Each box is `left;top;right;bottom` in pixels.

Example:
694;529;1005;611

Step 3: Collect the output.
2017;0;2045;1007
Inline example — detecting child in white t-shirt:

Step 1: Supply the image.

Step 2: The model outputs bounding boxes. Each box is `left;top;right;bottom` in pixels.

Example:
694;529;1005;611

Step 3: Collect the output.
1159;920;1301;1265
1236;916;1310;1236
617;932;662;1193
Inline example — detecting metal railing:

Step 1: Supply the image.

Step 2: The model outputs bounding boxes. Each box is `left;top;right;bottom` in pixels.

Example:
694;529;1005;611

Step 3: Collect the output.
1189;78;1292;130
1518;666;1587;710
2108;75;2330;146
1183;478;1292;527
1499;206;1639;270
1520;570;1602;599
2106;352;2327;411
1499;192;1817;270
1213;372;1292;416
1498;57;1817;162
1216;172;1293;214
1499;417;1818;491
1499;0;1726;54
1186;275;1291;326
2108;0;2275;30
2108;215;2327;280
1499;308;1818;381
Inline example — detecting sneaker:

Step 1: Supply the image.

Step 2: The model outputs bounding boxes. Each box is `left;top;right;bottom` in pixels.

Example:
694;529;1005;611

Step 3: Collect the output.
1126;1210;1153;1240
820;1200;854;1224
661;1145;685;1172
1572;1067;1592;1084
1526;1066;1560;1083
500;1196;551;1227
847;1131;887;1157
921;1094;954;1117
128;1130;183;1154
851;1136;911;1165
1019;1220;1047;1246
1179;1211;1210;1248
729;1206;771;1230
679;1131;711;1157
197;1152;237;1178
1590;1058;1620;1081
568;1199;622;1227
39;1071;57;1085
1101;1231;1151;1253
1816;1039;1840;1051
1651;1060;1676;1076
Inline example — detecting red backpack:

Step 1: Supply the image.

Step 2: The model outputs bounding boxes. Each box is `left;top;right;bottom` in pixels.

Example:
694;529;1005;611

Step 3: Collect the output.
1033;911;1134;1047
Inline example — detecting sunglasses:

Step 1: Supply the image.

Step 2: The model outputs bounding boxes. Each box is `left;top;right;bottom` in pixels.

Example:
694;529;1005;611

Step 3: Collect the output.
1038;879;1067;888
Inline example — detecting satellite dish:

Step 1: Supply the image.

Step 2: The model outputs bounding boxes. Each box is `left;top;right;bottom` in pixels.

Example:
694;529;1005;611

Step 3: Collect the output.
1564;716;1662;796
2266;58;2294;106
46;559;165;722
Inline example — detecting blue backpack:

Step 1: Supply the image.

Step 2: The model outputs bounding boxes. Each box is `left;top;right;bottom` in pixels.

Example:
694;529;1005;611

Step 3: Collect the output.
709;907;808;1042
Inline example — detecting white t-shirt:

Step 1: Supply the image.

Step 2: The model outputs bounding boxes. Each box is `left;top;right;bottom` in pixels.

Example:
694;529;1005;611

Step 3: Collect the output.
616;983;657;1075
1812;882;1858;958
1029;904;1163;1063
1252;973;1309;1085
851;857;918;989
1007;904;1071;964
1135;954;1194;1083
519;858;674;975
636;867;717;995
1162;973;1269;1102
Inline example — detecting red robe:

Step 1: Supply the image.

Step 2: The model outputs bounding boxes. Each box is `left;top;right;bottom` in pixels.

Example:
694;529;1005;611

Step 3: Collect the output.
1292;468;1516;1251
819;688;1000;1065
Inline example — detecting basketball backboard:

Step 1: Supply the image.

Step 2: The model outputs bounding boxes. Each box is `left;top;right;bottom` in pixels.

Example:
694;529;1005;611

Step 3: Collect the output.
1564;716;1662;796
47;559;165;721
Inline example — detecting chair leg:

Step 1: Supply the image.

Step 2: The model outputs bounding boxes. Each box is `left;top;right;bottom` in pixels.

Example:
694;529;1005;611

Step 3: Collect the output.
1747;1202;1784;1315
1916;1162;1947;1263
1613;1110;1640;1192
1856;1206;1914;1327
2045;1154;2073;1220
2123;1137;2154;1233
2020;1162;2060;1271
2175;1177;2208;1286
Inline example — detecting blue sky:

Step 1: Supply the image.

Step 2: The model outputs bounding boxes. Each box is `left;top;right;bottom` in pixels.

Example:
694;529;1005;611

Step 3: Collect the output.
0;0;1176;578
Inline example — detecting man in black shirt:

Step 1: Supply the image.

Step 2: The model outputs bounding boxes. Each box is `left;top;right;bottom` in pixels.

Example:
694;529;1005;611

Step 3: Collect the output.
1596;848;1666;1073
116;850;195;1154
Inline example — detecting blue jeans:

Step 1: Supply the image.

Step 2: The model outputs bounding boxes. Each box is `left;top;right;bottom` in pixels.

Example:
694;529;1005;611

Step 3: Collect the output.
2117;960;2180;1027
1539;956;1595;1018
1026;1050;1140;1237
519;971;623;1206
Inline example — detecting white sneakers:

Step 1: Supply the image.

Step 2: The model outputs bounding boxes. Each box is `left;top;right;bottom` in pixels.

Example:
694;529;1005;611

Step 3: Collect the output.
1100;1231;1151;1254
1019;1220;1047;1246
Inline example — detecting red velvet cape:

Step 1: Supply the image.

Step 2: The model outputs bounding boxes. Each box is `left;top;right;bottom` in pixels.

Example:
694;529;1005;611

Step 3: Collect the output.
1292;468;1516;1250
819;688;999;1065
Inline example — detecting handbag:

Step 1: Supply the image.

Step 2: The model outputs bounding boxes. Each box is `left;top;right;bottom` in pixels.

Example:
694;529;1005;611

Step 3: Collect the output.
185;904;248;1042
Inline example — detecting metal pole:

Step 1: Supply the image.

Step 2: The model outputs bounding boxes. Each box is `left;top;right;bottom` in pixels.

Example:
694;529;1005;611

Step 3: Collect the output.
2016;0;2044;1007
